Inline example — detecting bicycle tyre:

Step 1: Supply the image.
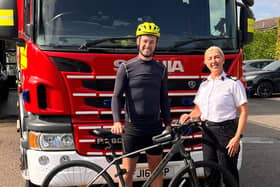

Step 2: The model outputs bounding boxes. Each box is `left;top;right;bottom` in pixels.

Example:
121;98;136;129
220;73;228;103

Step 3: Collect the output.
41;160;115;187
169;161;238;187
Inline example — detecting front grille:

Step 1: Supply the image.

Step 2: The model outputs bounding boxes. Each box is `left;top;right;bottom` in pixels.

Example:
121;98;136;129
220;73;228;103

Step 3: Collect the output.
84;97;123;108
84;96;194;109
99;114;125;120
168;79;201;90
74;124;202;157
169;96;195;106
82;79;201;91
98;113;189;121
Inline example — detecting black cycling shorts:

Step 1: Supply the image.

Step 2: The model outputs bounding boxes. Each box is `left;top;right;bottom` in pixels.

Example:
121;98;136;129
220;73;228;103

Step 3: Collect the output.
122;133;163;158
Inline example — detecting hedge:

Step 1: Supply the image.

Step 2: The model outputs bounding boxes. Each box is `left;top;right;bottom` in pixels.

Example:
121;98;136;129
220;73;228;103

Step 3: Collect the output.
243;29;277;60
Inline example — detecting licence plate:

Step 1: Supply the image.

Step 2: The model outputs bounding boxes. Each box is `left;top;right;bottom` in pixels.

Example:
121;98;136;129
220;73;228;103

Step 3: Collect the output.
133;166;174;180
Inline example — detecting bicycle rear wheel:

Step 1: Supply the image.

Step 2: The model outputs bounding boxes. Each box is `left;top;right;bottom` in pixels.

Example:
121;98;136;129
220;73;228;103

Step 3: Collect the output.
41;160;115;187
169;161;238;187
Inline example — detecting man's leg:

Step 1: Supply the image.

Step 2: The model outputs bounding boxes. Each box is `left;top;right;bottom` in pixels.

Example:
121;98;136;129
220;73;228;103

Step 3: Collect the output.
147;154;163;187
121;157;138;187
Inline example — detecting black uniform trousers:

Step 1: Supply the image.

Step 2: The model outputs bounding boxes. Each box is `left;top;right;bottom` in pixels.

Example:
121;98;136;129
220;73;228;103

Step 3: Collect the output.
202;119;239;187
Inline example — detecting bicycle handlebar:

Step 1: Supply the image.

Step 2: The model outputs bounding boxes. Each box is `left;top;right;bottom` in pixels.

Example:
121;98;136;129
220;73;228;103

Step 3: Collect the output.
152;119;203;144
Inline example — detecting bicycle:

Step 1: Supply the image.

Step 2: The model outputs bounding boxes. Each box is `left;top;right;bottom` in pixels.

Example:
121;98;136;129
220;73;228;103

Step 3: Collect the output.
42;120;238;187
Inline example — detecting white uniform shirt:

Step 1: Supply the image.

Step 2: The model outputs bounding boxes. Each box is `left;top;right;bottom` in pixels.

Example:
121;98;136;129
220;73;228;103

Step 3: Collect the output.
194;72;247;122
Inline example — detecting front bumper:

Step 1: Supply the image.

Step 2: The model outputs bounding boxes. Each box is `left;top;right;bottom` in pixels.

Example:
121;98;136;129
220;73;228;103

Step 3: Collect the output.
25;142;242;186
25;150;203;186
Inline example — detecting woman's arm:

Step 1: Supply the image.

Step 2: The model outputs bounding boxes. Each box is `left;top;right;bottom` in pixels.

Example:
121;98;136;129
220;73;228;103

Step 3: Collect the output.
179;105;201;123
226;103;248;157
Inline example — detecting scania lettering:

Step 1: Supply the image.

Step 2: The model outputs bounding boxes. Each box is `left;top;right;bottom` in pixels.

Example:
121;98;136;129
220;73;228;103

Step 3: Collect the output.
162;60;184;73
0;0;254;186
114;59;185;73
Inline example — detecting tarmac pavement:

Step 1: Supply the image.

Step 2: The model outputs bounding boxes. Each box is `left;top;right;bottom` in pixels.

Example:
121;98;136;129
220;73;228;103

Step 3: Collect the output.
247;95;280;130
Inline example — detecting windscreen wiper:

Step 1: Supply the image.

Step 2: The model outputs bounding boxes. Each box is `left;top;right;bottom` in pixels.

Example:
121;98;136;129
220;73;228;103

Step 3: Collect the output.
169;36;232;49
79;36;136;49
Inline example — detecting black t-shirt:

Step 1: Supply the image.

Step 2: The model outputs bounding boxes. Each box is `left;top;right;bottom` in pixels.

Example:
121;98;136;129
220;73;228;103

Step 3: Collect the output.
111;57;170;135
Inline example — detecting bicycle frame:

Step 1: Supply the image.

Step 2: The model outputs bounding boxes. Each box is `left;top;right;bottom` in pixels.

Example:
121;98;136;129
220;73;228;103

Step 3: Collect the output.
87;135;198;187
41;122;238;187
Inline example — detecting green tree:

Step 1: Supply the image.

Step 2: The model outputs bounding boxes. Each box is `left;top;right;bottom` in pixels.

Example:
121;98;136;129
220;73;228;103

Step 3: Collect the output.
243;29;277;60
274;18;280;60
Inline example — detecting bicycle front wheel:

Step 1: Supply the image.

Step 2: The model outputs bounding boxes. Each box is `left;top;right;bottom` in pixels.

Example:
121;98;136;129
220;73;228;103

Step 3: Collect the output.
41;160;115;187
169;161;238;187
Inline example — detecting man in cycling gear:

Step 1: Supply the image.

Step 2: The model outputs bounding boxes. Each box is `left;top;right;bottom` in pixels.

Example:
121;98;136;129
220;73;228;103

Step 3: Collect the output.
111;22;170;187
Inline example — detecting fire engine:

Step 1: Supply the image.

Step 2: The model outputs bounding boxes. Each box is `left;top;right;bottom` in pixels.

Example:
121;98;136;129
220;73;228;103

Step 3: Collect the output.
0;0;254;186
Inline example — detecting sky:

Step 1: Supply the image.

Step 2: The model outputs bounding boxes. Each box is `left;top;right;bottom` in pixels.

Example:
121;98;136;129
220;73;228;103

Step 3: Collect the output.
252;0;280;20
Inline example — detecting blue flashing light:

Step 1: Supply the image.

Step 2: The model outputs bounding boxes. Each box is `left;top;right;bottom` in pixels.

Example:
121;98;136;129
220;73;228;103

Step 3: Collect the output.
182;97;193;106
22;90;30;103
103;99;111;108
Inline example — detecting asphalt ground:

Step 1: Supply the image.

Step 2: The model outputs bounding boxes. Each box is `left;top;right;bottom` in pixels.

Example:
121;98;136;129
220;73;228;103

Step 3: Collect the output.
247;95;280;130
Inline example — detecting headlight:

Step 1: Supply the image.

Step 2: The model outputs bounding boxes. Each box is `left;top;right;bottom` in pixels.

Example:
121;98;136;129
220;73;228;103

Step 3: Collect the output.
244;75;257;81
29;131;75;150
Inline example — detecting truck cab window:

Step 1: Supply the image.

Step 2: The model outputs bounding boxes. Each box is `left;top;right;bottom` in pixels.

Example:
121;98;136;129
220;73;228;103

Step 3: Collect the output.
36;0;237;51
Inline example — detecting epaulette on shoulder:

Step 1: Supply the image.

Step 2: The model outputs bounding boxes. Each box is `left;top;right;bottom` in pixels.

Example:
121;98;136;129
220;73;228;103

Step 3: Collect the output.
201;78;208;82
226;75;238;81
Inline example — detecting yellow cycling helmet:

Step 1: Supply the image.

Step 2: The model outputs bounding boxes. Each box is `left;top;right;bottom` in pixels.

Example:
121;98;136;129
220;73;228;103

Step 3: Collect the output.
136;22;160;38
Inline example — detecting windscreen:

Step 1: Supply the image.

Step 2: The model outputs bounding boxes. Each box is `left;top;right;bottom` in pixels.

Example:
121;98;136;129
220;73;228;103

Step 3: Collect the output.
37;0;237;51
